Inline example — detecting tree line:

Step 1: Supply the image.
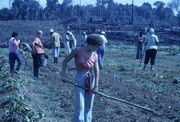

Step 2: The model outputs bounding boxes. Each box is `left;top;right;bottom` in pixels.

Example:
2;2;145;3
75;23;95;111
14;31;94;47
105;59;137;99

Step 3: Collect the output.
0;0;179;26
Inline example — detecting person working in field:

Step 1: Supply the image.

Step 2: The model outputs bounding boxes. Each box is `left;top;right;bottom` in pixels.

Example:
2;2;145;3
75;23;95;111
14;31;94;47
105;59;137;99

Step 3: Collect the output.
8;32;22;74
97;31;108;69
65;31;77;54
81;31;87;46
142;28;159;70
32;30;44;78
49;29;62;63
61;34;103;122
136;30;145;59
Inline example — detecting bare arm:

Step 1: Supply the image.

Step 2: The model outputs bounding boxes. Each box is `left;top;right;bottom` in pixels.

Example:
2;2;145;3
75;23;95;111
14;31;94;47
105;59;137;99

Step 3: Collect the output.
92;59;99;92
61;49;77;81
154;35;159;44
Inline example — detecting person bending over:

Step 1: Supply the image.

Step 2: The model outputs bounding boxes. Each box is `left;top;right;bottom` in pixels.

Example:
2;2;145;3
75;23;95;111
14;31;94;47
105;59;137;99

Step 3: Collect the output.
61;34;103;122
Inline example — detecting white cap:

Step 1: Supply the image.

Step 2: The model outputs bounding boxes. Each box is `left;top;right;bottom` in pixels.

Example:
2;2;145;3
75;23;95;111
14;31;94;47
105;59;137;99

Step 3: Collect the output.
67;31;72;35
49;29;54;33
101;31;105;35
149;28;154;34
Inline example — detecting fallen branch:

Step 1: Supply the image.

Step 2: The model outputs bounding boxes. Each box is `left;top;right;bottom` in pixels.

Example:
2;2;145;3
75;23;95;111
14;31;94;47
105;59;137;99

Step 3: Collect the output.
62;79;155;113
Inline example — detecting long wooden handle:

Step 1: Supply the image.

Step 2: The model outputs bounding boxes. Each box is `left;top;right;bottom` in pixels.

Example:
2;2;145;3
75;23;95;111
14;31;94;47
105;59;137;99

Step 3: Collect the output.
63;79;155;113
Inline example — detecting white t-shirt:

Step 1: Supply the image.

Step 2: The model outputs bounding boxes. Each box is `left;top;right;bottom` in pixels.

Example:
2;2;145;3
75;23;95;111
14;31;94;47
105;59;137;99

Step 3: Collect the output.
145;34;159;50
100;35;108;46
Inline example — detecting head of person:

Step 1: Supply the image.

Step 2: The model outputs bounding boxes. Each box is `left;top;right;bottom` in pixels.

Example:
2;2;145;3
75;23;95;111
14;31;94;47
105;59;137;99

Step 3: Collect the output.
12;32;18;38
83;32;86;35
86;34;103;51
149;28;154;34
67;31;73;36
49;29;54;34
66;31;70;35
37;30;43;38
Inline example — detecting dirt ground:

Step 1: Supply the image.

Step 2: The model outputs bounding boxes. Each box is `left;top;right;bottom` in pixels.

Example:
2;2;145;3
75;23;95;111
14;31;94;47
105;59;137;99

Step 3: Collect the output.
1;43;179;122
0;20;179;122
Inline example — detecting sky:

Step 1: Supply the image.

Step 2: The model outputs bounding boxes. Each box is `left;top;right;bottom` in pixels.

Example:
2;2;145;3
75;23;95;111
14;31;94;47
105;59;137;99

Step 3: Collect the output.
0;0;171;9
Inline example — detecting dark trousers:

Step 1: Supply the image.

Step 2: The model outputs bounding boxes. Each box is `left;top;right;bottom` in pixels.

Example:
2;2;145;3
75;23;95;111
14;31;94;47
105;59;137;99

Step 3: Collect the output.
32;54;43;77
9;51;22;74
136;42;144;59
144;49;157;65
97;46;105;69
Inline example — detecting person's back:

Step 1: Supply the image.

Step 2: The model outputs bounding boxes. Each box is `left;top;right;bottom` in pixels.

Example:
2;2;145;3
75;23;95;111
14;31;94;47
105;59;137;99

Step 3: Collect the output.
8;32;22;74
97;31;107;69
145;34;159;50
68;32;77;49
143;28;159;70
9;37;19;52
51;32;62;47
49;29;62;63
99;34;107;46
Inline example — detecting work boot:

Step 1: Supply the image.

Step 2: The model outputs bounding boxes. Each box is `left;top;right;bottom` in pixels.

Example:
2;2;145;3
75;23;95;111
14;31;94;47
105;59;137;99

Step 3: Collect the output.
150;65;155;70
142;64;146;70
14;70;21;74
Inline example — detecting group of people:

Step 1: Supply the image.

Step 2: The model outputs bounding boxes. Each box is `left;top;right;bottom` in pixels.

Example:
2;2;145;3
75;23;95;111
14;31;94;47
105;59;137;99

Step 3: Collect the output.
8;27;159;122
135;28;159;70
8;29;61;77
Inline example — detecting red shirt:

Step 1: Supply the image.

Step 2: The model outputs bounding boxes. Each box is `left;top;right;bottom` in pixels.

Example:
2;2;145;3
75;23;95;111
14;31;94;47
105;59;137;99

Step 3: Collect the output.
75;47;98;71
32;37;44;54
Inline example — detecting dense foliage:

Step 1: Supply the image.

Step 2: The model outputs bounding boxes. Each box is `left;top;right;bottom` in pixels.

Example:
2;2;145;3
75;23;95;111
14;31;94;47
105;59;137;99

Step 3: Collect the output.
0;0;179;26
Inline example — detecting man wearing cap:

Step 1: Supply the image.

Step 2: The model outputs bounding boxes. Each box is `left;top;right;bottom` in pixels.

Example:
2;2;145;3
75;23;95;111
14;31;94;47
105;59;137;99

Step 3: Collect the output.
97;31;108;69
142;28;159;70
49;29;62;63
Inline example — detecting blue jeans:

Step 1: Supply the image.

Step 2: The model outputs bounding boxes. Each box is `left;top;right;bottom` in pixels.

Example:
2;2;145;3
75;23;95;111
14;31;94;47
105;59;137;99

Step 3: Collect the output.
97;46;105;69
73;73;95;122
9;51;22;74
52;47;60;58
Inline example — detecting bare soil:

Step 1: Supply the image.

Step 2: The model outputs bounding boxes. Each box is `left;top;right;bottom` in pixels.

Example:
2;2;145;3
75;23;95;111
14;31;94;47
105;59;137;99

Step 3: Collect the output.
0;20;179;122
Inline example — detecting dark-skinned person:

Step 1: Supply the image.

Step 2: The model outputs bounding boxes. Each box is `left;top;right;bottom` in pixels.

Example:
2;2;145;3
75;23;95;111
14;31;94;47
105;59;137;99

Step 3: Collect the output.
142;28;159;70
8;32;22;74
32;30;44;78
136;30;145;59
49;29;62;63
61;34;103;122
